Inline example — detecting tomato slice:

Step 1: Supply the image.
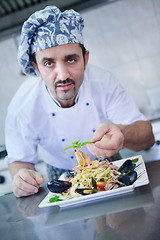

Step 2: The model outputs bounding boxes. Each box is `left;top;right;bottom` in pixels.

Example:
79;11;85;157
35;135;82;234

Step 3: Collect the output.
97;182;106;190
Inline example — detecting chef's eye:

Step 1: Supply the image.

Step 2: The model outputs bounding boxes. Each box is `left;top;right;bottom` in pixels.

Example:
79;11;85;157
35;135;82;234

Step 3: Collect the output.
68;58;75;63
44;61;54;67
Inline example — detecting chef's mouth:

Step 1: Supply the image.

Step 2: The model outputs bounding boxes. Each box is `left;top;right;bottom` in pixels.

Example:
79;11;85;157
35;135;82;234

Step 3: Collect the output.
55;79;75;88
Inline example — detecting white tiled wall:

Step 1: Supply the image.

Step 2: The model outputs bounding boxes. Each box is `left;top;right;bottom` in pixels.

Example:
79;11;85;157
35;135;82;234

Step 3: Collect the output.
0;37;30;145
1;0;160;146
81;0;160;116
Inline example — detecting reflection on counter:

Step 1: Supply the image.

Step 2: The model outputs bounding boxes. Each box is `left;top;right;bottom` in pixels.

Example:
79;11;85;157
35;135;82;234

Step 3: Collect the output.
45;185;153;227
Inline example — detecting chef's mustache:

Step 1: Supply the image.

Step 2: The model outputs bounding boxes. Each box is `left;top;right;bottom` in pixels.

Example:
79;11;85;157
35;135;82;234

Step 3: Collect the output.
55;78;75;88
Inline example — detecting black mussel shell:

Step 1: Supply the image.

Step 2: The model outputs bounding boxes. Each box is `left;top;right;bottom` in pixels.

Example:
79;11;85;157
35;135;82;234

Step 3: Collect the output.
75;188;97;195
118;160;135;173
0;175;5;184
47;179;72;193
118;171;137;186
91;177;97;189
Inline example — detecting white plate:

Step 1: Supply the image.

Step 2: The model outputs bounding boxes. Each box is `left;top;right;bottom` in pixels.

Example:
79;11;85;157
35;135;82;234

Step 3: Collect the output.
39;155;149;208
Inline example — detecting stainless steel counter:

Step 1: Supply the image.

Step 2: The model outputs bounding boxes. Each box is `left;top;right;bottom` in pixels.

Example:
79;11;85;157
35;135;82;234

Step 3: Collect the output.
1;160;160;240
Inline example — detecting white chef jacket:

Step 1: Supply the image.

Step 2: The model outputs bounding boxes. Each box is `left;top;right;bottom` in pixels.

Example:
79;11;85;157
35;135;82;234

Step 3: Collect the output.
5;64;146;169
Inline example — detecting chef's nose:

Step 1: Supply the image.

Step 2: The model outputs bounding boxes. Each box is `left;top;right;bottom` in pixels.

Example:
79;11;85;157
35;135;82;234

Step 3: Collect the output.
56;63;70;80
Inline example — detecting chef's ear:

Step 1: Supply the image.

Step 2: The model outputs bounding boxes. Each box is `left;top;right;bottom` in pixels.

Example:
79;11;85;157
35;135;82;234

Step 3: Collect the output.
32;61;40;75
84;50;89;68
30;53;40;75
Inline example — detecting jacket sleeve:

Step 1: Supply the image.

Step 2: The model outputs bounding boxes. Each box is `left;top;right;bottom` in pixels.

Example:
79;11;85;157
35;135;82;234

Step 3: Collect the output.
104;73;147;125
4;110;39;165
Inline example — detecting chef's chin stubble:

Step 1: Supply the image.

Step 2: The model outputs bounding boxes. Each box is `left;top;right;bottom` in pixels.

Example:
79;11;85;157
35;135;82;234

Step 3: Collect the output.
55;86;77;101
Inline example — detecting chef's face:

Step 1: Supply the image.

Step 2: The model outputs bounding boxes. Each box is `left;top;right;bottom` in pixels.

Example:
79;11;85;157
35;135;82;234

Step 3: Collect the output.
33;43;89;108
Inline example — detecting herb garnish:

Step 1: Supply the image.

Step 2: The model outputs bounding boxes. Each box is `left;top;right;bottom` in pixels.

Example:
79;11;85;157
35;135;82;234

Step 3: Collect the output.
131;158;139;164
63;140;92;151
48;195;63;203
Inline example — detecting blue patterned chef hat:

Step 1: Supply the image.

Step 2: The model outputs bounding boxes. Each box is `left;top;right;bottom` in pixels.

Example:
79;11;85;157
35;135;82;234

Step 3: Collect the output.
18;6;84;76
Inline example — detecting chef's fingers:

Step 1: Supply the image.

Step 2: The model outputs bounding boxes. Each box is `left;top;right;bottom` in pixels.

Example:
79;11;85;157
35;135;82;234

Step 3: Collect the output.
14;186;37;198
87;143;116;159
29;170;44;185
19;169;44;187
94;133;124;150
13;169;44;197
90;123;124;152
91;123;111;142
13;174;39;198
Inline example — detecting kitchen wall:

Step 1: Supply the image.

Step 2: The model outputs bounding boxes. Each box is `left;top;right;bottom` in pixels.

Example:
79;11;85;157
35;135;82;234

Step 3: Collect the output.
81;0;160;117
0;0;160;145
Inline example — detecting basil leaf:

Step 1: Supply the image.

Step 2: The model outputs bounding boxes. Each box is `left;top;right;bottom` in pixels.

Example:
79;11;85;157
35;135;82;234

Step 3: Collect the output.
131;158;139;164
63;146;75;151
64;140;92;151
48;195;63;203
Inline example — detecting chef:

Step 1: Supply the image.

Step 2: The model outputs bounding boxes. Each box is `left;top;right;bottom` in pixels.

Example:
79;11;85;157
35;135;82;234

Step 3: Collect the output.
5;6;155;197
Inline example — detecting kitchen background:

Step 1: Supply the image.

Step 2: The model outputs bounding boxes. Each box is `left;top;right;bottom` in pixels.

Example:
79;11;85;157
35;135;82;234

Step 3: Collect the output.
0;0;160;195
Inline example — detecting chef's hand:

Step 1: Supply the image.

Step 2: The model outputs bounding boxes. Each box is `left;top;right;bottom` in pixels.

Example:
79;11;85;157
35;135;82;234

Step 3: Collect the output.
12;168;44;198
87;123;124;159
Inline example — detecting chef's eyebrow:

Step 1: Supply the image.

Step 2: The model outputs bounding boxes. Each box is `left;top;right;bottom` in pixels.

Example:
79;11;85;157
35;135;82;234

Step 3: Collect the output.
64;54;80;60
41;54;80;63
42;57;54;62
